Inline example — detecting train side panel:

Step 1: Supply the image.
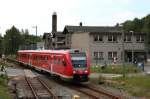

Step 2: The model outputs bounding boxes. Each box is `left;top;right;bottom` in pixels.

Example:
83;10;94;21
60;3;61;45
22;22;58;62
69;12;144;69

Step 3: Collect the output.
16;50;90;82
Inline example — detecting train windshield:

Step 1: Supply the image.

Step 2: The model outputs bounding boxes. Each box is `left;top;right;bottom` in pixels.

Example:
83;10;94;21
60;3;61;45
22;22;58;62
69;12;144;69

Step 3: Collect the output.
70;53;86;68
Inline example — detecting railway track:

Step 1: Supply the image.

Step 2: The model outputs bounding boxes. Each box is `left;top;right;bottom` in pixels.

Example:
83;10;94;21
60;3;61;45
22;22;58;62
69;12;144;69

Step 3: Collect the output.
62;83;123;99
7;58;125;99
24;70;59;99
81;84;123;99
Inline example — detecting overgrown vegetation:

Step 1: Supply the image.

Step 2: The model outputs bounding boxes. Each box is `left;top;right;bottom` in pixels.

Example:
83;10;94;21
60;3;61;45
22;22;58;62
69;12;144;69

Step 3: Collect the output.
0;75;11;99
110;76;150;98
90;65;142;74
90;65;150;98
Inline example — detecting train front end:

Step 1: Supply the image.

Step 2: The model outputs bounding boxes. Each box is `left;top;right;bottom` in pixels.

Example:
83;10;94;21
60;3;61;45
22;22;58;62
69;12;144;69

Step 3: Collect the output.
69;49;90;82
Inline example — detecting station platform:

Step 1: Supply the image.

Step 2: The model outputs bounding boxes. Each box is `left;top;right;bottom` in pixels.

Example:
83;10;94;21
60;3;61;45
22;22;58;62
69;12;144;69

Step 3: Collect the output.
5;68;24;78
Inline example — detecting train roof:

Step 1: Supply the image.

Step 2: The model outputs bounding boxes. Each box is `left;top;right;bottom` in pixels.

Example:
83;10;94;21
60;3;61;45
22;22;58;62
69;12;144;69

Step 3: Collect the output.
18;50;69;54
17;49;85;54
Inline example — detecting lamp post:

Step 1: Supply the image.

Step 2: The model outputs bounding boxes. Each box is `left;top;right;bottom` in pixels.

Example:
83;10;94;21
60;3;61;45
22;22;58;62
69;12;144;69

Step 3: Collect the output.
130;31;134;64
32;26;37;36
122;30;125;77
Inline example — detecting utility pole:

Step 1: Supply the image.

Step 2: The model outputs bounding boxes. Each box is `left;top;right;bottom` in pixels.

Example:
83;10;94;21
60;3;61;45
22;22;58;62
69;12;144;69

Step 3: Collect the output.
146;32;149;63
122;30;125;77
130;31;134;64
32;26;37;36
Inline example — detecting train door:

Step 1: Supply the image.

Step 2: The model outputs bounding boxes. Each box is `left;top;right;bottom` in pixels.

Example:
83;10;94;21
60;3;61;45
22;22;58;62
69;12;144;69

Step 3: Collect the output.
57;55;64;74
29;53;32;66
49;55;54;73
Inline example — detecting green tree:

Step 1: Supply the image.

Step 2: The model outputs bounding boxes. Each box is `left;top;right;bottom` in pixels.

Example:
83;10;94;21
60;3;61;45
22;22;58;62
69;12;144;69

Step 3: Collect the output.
133;18;143;32
21;29;42;45
122;20;135;32
0;34;4;56
3;26;23;55
141;14;150;33
122;14;150;55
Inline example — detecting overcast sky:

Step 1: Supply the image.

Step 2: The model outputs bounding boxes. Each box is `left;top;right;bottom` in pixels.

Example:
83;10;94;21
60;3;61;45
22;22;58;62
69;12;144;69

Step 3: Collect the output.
0;0;150;36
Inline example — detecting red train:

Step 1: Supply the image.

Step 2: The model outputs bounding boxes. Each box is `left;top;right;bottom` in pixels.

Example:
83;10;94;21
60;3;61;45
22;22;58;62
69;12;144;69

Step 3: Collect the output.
17;49;90;82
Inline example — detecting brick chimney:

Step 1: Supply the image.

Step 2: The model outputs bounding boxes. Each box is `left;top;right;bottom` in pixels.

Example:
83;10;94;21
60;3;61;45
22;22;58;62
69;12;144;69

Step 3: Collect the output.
52;12;57;32
79;22;82;26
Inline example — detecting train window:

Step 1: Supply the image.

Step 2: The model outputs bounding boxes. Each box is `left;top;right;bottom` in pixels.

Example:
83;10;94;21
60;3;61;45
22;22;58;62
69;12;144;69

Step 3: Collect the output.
54;57;57;64
37;56;40;61
62;58;66;66
34;56;37;60
39;56;42;61
58;58;61;65
49;58;51;64
45;56;48;61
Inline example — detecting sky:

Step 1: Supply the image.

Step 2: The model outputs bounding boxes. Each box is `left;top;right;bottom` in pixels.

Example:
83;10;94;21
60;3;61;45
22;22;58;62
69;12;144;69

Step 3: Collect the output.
0;0;150;36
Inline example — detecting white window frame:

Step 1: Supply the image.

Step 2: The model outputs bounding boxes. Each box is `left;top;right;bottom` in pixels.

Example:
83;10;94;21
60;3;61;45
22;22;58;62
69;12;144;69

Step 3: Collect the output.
94;35;103;42
108;35;117;42
108;52;117;60
94;52;103;60
124;35;131;42
136;35;144;42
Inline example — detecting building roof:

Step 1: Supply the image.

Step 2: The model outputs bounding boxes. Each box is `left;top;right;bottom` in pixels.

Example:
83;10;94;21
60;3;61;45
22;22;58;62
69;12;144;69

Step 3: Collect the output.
63;25;121;33
52;31;65;37
43;32;51;39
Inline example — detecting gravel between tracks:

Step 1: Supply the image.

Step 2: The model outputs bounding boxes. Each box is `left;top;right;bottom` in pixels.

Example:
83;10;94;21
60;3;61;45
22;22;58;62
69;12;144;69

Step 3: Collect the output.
5;60;142;99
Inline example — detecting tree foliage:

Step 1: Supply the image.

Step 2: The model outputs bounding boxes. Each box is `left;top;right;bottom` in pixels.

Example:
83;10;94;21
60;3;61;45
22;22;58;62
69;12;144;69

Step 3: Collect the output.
122;14;150;33
0;34;4;56
122;14;150;50
3;26;23;54
2;26;42;55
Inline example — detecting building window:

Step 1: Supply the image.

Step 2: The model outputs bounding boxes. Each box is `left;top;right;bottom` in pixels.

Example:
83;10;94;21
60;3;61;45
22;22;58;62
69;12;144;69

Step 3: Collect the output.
66;35;70;45
108;35;117;42
124;35;131;42
94;35;103;42
136;35;144;42
94;52;103;59
108;52;117;59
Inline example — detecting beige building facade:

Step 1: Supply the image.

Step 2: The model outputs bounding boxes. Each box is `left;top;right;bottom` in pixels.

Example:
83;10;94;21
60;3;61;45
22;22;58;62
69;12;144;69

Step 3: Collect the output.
63;25;146;65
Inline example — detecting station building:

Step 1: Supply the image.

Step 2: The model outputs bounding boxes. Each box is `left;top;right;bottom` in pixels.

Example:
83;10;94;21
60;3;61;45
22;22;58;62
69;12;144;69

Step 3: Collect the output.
43;12;147;65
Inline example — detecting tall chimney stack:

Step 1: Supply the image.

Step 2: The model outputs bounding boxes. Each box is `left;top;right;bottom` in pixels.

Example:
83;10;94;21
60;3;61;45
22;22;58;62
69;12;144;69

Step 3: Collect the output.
79;22;82;26
52;12;57;32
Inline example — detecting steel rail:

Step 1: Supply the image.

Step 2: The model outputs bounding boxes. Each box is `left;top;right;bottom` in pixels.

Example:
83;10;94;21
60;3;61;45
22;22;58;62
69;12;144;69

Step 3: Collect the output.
25;77;39;99
83;84;122;99
72;87;102;99
37;77;59;99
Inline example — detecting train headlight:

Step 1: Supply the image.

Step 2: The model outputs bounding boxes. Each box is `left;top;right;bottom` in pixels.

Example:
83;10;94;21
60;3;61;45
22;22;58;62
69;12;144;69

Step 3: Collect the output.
73;70;76;74
84;70;88;74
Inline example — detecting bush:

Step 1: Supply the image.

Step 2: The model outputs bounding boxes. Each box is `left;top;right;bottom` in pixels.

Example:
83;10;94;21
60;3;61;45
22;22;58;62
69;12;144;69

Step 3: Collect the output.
90;65;142;74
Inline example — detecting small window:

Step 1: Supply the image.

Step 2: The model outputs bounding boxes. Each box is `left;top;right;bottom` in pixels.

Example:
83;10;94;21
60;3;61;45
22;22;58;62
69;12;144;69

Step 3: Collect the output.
94;52;103;60
136;35;140;42
124;35;131;42
108;52;112;59
57;58;61;65
50;58;53;64
108;52;117;60
94;35;103;42
136;35;144;42
54;57;57;64
45;56;48;61
141;36;144;41
108;35;117;42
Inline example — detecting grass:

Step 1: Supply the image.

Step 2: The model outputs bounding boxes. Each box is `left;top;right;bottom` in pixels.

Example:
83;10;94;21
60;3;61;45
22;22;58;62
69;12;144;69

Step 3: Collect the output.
0;75;11;99
90;65;149;98
110;75;150;98
90;65;142;74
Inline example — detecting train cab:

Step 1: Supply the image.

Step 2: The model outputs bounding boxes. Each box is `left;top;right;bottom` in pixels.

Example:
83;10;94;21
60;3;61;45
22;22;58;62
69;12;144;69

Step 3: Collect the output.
69;49;90;82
